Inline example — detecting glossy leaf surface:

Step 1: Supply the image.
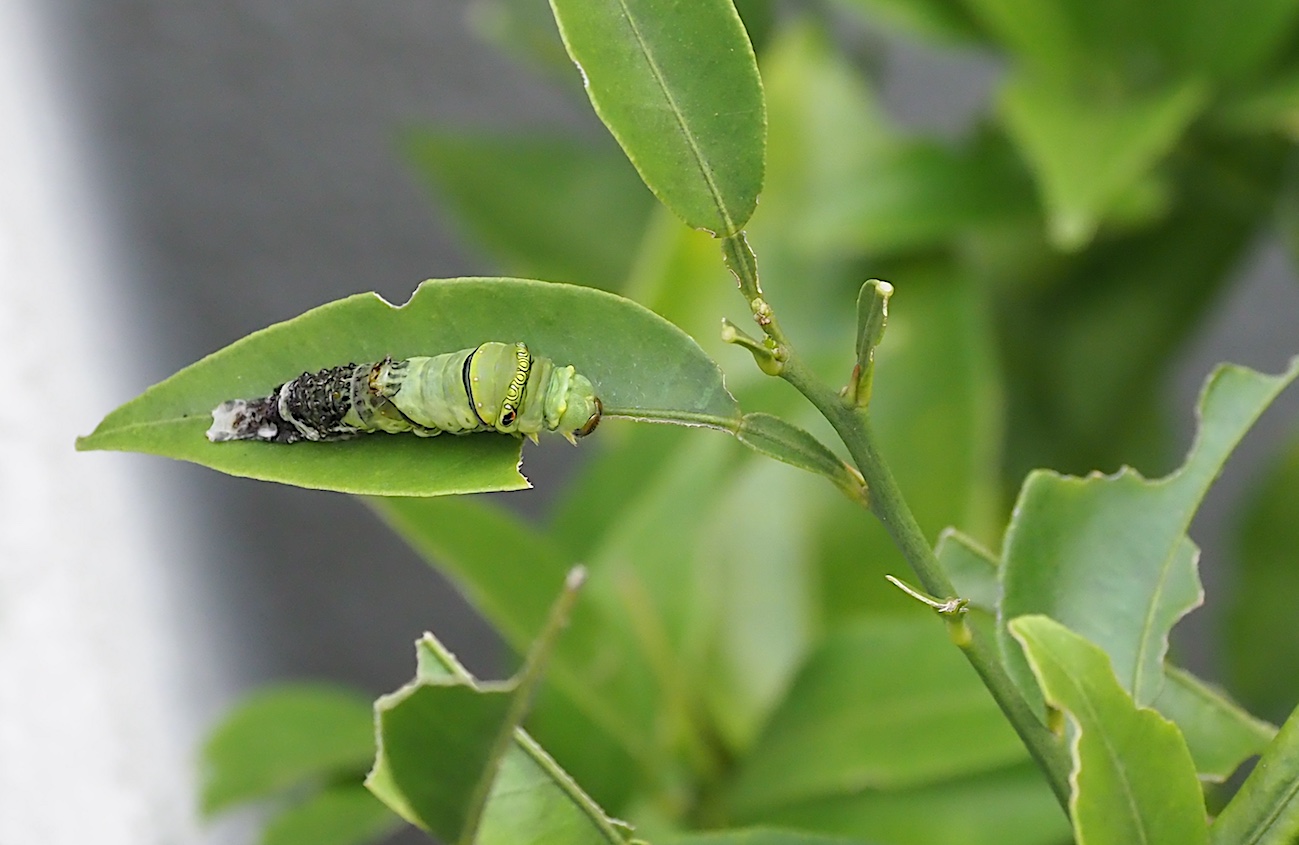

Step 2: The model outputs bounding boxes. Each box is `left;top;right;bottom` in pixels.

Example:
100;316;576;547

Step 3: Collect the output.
79;278;739;495
549;0;765;235
1011;616;1208;845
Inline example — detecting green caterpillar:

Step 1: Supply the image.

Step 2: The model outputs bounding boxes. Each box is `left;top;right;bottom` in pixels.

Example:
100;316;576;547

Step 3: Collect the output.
207;341;602;445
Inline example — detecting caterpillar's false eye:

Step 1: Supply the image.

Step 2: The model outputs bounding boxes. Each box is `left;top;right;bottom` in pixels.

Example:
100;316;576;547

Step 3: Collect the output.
576;398;602;438
500;409;517;427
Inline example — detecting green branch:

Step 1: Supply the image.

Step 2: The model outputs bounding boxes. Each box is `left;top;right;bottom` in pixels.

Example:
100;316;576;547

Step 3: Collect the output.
778;355;1072;809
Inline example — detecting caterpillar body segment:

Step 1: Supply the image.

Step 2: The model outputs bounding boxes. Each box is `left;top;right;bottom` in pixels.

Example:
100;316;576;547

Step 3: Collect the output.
207;342;602;445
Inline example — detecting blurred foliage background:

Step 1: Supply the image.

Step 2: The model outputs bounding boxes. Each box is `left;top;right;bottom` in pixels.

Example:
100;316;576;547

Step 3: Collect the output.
189;1;1299;843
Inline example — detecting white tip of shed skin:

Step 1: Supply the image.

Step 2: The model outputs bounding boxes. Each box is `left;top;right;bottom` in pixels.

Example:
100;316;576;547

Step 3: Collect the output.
206;399;248;442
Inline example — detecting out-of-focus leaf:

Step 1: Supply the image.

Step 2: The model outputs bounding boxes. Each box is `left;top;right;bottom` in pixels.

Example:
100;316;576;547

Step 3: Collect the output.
1153;666;1275;783
368;607;628;844
729;617;1026;816
1215;69;1299;139
1210;701;1299;845
1011;616;1208;845
201;684;374;816
830;0;985;43
79;279;740;495
1225;430;1299;722
1000;359;1299;713
263;786;400;845
739;762;1067;845
694;457;823;751
665;831;868;845
549;0;765;235
1000;74;1206;248
466;0;576;80
934;529;1000;612
996;134;1288;482
405;132;654;291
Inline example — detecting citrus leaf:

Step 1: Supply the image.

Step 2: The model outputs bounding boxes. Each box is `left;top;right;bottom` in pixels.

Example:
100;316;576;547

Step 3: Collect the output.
367;579;628;844
999;358;1299;714
1011;616;1208;845
78;278;739;495
549;0;766;235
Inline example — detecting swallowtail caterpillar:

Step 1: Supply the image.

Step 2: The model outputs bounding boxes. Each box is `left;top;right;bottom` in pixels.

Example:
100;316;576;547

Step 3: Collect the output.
207;341;602;445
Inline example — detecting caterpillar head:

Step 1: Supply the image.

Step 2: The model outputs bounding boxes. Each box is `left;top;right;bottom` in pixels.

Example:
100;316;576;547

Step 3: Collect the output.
556;373;602;444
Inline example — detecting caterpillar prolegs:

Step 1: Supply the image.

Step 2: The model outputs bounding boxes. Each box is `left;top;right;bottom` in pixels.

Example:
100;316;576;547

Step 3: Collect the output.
206;341;602;445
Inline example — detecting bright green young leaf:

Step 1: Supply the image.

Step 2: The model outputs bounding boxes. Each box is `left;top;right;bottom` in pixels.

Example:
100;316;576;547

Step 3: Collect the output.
1153;665;1276;783
739;762;1067;845
78;278;739;495
830;0;985;43
367;587;628;844
1210;700;1299;845
1225;431;1299;722
404;131;654;290
201;684;374;816
549;0;766;235
262;786;399;845
999;358;1299;713
664;831;867;845
1010;616;1209;845
729;617;1028;817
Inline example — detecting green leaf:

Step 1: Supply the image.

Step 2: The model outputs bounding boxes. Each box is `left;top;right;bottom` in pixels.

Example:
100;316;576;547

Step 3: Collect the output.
1000;74;1207;248
262;787;400;845
729;617;1028;817
78;278;739;495
1010;616;1208;845
1210;701;1299;845
1153;666;1276;784
367;581;628;844
201;684;374;816
664;831;867;845
736;413;867;504
999;358;1299;713
738;762;1068;845
549;0;766;235
1225;431;1299;722
404;131;654;290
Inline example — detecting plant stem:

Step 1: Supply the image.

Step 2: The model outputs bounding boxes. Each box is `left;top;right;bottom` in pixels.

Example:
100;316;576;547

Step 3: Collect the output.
779;355;1074;811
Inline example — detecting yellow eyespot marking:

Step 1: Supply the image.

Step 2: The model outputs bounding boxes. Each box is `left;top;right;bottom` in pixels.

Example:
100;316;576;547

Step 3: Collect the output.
499;342;532;427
